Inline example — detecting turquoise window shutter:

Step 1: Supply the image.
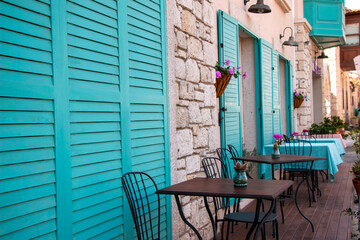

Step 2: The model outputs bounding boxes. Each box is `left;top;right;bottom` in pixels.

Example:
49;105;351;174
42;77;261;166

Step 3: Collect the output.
286;60;295;135
0;0;170;239
218;11;242;161
258;39;281;179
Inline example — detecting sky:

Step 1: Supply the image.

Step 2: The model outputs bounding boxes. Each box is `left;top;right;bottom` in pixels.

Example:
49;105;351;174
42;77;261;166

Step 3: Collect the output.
345;0;360;9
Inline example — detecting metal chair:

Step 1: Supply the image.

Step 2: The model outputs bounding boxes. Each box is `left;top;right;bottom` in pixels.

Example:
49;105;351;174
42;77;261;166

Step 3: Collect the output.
121;172;161;240
201;157;278;240
216;148;234;176
227;144;253;179
281;139;314;207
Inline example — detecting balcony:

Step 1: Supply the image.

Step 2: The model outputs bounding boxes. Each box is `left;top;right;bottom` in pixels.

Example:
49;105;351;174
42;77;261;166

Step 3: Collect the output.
304;0;346;49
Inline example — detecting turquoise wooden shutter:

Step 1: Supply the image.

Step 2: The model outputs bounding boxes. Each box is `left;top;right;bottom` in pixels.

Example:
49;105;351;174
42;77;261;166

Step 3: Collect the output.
286;61;295;134
0;1;58;239
272;51;281;135
126;0;170;238
0;0;170;239
259;39;273;148
218;11;242;159
66;1;125;238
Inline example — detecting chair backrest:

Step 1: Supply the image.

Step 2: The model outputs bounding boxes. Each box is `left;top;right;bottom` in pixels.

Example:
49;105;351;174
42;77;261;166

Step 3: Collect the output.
121;172;160;240
280;139;312;170
282;134;290;143
216;148;234;176
201;157;230;212
300;133;317;142
228;144;240;159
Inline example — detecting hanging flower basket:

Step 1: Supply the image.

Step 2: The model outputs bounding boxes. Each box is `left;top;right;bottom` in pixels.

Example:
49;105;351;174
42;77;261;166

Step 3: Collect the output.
294;98;304;108
215;73;232;98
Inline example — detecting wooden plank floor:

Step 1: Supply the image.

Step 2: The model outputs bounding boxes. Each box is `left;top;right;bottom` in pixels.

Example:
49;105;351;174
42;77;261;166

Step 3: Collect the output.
224;163;354;240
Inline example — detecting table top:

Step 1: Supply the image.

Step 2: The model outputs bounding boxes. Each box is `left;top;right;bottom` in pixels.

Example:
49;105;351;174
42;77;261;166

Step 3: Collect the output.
157;178;294;200
233;154;327;165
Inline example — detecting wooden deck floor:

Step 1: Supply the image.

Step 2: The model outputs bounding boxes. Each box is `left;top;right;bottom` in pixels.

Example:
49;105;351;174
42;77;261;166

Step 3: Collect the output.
225;163;354;240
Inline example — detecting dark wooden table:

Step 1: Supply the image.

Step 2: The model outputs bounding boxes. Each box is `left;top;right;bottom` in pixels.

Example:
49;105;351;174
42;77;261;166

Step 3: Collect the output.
232;154;326;232
158;178;293;240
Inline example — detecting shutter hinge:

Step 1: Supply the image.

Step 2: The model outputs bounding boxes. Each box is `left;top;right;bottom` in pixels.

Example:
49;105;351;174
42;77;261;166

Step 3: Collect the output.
220;43;223;48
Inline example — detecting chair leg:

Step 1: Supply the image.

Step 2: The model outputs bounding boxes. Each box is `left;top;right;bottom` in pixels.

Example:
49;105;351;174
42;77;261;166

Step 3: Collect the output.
226;221;231;240
305;176;312;207
275;220;279;240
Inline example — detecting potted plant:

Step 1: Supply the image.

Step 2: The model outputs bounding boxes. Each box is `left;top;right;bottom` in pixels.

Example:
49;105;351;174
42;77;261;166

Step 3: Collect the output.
214;60;247;98
303;129;309;136
272;134;282;158
233;162;248;187
293;89;308;108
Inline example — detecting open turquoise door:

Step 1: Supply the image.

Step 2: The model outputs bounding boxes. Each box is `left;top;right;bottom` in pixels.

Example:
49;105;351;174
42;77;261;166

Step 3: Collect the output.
218;11;242;165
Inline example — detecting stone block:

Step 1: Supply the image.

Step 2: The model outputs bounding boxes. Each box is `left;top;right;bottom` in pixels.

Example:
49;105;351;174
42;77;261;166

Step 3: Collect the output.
196;22;205;39
177;107;189;128
200;65;212;83
177;129;194;157
179;81;195;100
296;71;306;79
176;49;187;58
186;155;201;174
181;10;196;35
203;40;216;66
201;108;212;125
178;0;193;10
189;102;202;123
178;100;190;106
175;58;186;79
187;37;203;61
203;1;214;27
176;158;186;169
295;51;306;61
182;203;192;218
192;125;200;136
208;126;219;151
194;127;209;148
202;84;216;107
300;115;308;125
181;195;191;205
194;90;204;101
186;58;200;83
194;1;202;20
176;30;188;50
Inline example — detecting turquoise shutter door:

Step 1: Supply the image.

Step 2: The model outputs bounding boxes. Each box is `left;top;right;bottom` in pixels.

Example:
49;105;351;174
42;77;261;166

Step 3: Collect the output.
258;39;275;179
126;0;170;238
286;61;295;134
272;51;281;135
218;11;242;159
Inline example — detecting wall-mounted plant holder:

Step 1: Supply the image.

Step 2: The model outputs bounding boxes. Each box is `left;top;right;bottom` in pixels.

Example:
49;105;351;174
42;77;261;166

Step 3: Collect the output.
215;73;232;98
294;98;304;108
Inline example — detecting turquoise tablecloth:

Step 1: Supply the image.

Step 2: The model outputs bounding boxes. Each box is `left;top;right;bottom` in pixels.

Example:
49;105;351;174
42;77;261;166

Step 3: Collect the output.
306;138;345;156
262;143;343;181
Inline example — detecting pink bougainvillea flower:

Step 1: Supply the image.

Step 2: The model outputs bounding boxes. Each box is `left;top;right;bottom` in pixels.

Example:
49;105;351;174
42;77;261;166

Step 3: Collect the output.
216;71;221;78
226;59;230;65
303;129;309;132
292;132;299;136
238;66;241;70
221;66;225;69
295;92;299;97
294;89;297;92
242;72;247;79
229;69;234;75
273;134;282;139
233;66;236;70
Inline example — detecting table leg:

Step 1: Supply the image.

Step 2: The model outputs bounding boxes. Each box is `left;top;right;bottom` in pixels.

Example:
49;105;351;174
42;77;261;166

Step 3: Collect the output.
245;199;261;240
174;195;202;240
203;196;217;240
254;199;276;240
272;165;275;180
294;162;315;232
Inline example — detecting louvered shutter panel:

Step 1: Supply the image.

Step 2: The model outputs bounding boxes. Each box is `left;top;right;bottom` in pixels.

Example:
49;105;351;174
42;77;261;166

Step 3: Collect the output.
127;0;169;238
0;1;58;239
258;39;274;179
287;61;295;134
0;0;170;239
272;51;281;135
66;1;125;239
219;12;242;161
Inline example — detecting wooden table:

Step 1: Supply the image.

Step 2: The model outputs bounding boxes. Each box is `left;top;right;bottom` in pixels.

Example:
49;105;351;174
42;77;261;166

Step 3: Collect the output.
232;154;326;232
158;178;293;240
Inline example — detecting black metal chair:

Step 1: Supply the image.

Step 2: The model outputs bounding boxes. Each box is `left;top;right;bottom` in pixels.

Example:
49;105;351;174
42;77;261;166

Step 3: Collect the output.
280;139;314;207
202;157;278;240
227;144;253;179
121;172;161;240
216;148;234;176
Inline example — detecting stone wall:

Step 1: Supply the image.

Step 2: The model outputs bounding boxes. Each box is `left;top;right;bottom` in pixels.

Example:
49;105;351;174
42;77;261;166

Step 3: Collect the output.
166;0;219;239
294;19;314;132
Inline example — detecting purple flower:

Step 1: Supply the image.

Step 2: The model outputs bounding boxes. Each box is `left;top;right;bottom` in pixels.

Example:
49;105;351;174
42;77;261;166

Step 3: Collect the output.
242;72;247;79
292;132;299;136
303;129;309;132
226;59;230;65
295;92;299;97
238;66;241;70
273;134;282;139
294;89;297;92
229;69;234;75
221;66;225;69
233;67;236;70
303;97;305;100
216;71;221;78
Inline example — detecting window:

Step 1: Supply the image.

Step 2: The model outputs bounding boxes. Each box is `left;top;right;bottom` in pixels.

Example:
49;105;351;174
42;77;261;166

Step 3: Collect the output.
345;23;360;46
